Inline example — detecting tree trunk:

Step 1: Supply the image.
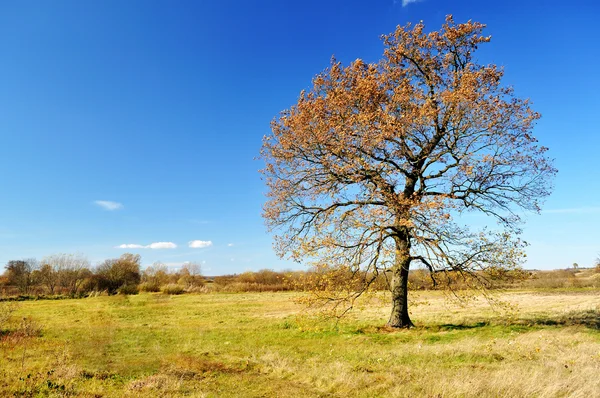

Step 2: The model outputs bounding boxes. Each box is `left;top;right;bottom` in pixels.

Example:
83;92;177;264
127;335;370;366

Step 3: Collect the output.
387;237;414;328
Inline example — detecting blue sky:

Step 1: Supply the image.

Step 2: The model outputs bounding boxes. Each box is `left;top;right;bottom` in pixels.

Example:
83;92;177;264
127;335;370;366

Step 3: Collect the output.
0;0;598;274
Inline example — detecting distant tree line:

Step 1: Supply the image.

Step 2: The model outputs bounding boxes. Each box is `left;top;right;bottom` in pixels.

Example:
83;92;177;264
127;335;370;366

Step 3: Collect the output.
1;254;599;298
0;253;204;297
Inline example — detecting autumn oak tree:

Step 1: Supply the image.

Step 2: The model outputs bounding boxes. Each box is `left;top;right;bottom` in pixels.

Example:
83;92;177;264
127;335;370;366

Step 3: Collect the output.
260;16;555;328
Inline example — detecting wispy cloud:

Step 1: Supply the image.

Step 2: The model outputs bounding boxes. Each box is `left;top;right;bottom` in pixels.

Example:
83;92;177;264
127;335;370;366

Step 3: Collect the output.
401;0;421;6
143;260;208;271
116;244;145;249
189;240;213;249
115;241;177;249
227;243;234;247
147;242;178;249
543;207;600;214
94;200;123;211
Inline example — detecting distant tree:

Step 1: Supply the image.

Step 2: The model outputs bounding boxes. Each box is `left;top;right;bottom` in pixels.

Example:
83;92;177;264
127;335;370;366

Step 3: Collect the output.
261;16;556;327
43;253;91;296
572;263;579;271
182;261;202;277
5;259;38;294
142;261;170;287
0;274;8;290
238;269;280;286
38;263;58;295
95;253;142;294
178;262;204;288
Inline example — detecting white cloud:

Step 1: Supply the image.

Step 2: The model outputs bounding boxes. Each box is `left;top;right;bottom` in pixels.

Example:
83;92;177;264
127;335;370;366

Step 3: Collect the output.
402;0;421;6
116;244;145;249
147;242;177;249
189;240;213;249
94;200;123;211
115;241;177;249
227;243;234;247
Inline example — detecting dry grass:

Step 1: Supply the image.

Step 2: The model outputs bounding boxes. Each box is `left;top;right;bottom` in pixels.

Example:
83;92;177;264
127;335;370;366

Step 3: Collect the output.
160;284;186;295
524;268;600;289
0;290;598;397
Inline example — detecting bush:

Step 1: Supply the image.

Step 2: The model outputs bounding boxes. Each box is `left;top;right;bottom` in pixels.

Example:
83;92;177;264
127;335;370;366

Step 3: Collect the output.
524;269;575;289
215;282;291;293
161;284;185;295
118;284;139;295
138;282;160;292
95;254;142;295
0;301;18;332
185;285;209;294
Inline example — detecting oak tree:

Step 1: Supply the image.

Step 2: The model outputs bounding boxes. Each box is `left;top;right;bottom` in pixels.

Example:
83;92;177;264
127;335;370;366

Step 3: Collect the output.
261;16;556;327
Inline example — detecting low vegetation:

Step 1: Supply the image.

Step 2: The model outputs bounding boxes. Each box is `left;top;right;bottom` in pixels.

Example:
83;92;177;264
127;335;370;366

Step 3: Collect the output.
0;253;204;298
2;253;600;300
1;254;599;396
0;290;599;397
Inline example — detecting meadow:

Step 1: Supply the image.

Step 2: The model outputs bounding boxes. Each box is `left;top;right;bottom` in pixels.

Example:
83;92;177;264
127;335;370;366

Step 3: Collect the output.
1;289;599;397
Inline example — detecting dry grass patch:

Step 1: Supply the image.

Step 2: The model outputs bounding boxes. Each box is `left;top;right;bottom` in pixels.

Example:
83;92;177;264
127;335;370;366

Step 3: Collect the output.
0;290;598;397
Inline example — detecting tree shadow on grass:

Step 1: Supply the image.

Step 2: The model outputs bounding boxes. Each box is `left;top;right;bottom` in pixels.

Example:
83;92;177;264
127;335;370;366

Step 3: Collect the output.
435;321;490;331
429;309;600;332
523;309;600;330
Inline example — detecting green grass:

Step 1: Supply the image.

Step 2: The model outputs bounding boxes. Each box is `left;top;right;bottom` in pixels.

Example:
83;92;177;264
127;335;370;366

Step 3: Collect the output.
1;290;599;397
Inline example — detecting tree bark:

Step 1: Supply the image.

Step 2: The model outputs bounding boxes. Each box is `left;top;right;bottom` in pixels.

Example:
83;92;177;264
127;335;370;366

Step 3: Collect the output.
387;236;414;328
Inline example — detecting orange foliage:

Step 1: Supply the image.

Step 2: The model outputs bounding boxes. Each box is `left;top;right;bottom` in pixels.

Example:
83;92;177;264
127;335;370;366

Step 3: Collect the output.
260;16;555;325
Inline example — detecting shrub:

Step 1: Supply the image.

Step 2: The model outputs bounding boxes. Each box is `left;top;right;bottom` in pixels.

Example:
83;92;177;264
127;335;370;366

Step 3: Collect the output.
138;282;160;292
142;262;170;287
161;284;185;295
0;301;18;332
118;284;139;295
95;254;142;294
216;282;291;293
185;286;209;294
178;262;204;288
525;269;577;289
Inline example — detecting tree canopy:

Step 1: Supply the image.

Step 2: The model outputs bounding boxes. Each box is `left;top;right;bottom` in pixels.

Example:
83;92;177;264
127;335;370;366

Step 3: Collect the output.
261;16;556;327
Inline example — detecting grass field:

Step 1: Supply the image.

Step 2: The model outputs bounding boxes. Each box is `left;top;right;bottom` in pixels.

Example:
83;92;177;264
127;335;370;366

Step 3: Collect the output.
1;290;599;397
